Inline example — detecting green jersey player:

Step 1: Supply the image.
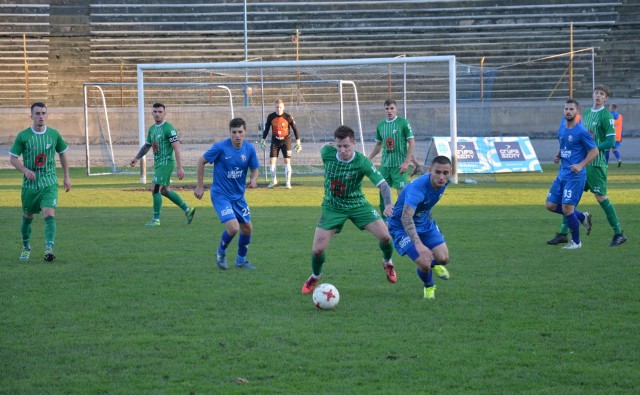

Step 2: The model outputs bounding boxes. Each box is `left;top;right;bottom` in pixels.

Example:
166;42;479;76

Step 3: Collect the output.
9;102;71;262
301;125;397;295
547;85;626;247
130;103;195;227
368;99;415;218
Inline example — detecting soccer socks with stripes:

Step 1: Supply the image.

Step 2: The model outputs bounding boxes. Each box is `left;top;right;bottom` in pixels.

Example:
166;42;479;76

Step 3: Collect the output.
21;216;33;249
379;240;393;262
237;234;251;262
311;253;325;277
599;198;623;234
218;230;234;254
44;216;56;248
165;190;189;211
565;212;580;244
416;267;434;288
152;193;162;220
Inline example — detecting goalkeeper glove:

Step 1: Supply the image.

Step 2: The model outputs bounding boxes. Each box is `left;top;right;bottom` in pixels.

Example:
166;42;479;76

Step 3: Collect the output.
260;139;266;150
294;139;302;153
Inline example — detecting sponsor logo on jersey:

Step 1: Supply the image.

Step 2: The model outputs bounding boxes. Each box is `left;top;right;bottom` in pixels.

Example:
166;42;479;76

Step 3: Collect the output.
221;207;233;216
227;167;244;179
398;236;411;249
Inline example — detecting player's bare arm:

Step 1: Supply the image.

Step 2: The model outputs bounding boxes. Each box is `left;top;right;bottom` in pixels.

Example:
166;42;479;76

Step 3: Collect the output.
572;147;599;173
194;156;207;200
402;204;433;264
378;181;394;217
130;143;151;166
400;138;415;174
247;168;259;188
171;140;185;180
9;155;36;180
368;141;382;161
59;151;71;192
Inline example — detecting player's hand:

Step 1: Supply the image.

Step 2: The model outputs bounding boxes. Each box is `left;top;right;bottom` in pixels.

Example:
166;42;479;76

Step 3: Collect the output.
177;168;185;180
130;158;138;167
247;179;257;188
194;185;204;200
294;139;302;153
24;169;36;180
383;204;394;218
260;139;266;150
399;162;409;174
63;176;71;192
553;154;560;164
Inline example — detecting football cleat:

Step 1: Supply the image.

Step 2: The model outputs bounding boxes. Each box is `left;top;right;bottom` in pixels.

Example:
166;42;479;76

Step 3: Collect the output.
185;207;196;225
562;240;582;250
382;260;397;283
302;274;321;294
432;265;450;280
267;180;278;188
19;248;31;261
216;251;228;270
285;183;292;189
145;219;161;227
424;285;436;300
44;247;56;262
618;161;622;168
547;233;568;245
235;260;256;270
609;232;627;247
581;212;592;235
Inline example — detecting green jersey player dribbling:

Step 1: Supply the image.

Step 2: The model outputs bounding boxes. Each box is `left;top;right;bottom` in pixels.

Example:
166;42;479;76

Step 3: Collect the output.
130;103;196;227
9;102;71;262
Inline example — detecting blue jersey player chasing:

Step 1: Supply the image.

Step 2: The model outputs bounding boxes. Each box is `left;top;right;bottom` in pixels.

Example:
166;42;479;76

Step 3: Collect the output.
545;99;599;250
387;155;453;300
194;118;260;269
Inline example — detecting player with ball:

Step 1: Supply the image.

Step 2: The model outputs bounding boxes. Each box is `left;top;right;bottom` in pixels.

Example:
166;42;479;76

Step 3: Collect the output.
387;155;453;300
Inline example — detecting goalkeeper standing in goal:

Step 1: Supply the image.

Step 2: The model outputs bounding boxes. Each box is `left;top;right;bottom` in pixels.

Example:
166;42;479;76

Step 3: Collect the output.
130;103;196;227
368;99;415;219
260;98;301;189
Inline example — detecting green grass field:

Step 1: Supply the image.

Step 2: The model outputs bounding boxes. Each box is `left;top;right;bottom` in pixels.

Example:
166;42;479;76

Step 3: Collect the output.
1;165;638;394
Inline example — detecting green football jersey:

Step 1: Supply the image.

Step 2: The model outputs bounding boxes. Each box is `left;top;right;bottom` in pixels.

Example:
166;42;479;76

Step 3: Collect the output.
582;107;615;168
146;121;178;166
321;144;384;209
375;116;414;167
9;127;69;189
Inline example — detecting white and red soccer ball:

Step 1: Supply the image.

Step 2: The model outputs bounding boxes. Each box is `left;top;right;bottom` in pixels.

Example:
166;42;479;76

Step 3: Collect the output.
312;283;340;310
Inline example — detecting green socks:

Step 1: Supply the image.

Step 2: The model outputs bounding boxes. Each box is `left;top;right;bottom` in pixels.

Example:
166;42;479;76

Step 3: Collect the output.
380;240;393;261
21;216;33;248
311;253;325;276
166;190;189;212
152;193;162;220
599;198;622;234
44;216;56;247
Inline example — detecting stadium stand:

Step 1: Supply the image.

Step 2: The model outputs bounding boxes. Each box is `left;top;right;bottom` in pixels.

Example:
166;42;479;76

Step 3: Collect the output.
0;0;639;106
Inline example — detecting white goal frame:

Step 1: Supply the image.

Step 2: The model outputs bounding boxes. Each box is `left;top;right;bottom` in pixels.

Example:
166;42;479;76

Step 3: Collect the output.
136;56;459;183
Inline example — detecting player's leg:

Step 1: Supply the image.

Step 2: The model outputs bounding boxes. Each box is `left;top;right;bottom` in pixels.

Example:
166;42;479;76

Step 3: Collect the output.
212;197;240;269
359;206;396;283
613;142;622;166
268;141;279;188
234;200;255;269
284;138;293;188
41;185;59;262
302;207;343;294
590;167;625;246
19;188;37;261
160;185;194;224
430;242;450;280
147;165;173;226
547;177;569;244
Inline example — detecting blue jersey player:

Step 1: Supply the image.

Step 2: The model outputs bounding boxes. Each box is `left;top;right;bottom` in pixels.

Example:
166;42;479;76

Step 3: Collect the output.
195;118;260;269
387;155;453;300
545;99;598;250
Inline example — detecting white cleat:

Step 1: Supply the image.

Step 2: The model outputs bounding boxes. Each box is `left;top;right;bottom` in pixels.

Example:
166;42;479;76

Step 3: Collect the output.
267;180;278;188
562;240;582;250
285;183;292;189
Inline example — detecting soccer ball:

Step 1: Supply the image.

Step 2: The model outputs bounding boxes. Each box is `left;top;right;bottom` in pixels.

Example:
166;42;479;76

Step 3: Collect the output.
312;283;340;310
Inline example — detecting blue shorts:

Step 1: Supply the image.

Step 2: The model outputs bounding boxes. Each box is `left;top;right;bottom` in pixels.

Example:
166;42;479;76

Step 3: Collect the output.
389;221;445;257
547;177;585;206
211;196;251;224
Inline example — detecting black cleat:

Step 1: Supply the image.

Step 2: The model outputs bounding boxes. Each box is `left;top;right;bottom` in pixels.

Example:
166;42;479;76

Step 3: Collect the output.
547;233;569;245
44;247;55;262
609;232;627;247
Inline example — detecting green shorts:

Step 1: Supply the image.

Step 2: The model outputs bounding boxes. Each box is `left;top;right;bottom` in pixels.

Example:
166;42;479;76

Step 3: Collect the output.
153;164;175;186
317;203;382;233
585;165;607;196
380;166;408;190
21;185;58;215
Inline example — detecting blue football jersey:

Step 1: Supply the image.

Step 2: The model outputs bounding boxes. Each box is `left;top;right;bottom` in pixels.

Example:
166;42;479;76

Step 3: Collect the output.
203;139;259;201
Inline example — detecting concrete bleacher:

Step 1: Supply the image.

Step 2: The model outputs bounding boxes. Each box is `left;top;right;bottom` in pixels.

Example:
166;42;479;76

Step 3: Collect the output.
0;0;639;108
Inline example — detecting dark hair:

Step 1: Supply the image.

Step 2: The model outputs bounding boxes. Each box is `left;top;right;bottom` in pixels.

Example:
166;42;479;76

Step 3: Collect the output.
334;125;355;141
229;117;246;130
152;103;165;109
594;85;610;97
30;102;47;112
432;155;452;166
384;98;396;107
609;103;618;110
566;98;580;108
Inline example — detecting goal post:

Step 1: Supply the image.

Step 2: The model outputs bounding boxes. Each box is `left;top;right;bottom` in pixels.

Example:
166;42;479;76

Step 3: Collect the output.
135;56;460;183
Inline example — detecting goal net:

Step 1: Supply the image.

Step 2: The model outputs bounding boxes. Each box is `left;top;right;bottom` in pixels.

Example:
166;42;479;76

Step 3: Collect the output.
84;56;492;183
